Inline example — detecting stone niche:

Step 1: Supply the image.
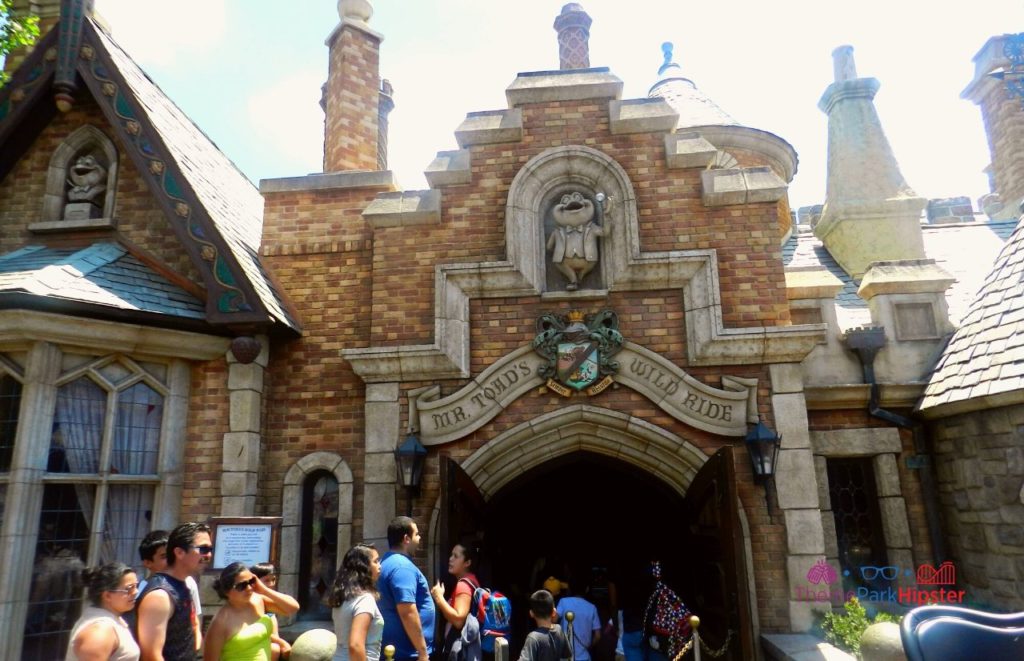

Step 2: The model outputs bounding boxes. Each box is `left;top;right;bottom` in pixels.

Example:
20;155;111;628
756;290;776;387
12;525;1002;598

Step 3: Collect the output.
35;125;118;231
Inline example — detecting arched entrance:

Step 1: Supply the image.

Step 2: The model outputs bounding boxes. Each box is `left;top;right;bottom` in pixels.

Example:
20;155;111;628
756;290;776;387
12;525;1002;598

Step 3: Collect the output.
429;406;757;660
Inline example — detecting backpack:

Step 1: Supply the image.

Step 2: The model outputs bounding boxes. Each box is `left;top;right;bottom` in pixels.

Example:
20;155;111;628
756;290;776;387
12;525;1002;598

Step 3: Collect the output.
471;585;512;652
642;562;692;660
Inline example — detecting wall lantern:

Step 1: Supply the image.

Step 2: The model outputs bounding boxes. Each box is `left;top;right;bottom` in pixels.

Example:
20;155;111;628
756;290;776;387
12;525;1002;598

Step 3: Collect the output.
394;432;427;515
745;421;781;511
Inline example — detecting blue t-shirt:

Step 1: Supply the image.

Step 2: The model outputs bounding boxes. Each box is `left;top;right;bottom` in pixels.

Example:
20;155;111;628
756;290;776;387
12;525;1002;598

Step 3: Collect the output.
377;551;435;660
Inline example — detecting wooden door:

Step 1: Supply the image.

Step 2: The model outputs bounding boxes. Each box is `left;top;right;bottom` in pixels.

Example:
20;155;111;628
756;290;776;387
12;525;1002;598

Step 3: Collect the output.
682;446;755;660
437;455;487;583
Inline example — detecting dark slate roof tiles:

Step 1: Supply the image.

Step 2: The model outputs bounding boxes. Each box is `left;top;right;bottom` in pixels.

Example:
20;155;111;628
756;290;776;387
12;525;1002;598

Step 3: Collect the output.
0;242;204;318
91;22;298;331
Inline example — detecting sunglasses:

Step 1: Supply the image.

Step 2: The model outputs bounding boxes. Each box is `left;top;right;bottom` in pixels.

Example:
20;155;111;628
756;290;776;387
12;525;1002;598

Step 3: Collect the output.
108;583;140;594
190;544;215;555
233;577;257;592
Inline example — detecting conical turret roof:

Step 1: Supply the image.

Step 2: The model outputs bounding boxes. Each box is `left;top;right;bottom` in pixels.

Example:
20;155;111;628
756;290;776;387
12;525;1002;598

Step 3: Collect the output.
648;42;738;129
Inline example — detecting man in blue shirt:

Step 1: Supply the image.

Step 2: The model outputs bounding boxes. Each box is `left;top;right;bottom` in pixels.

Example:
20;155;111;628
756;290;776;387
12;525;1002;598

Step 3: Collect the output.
378;516;435;661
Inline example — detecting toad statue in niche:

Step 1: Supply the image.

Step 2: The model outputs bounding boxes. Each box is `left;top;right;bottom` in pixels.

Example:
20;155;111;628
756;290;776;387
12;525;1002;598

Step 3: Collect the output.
546;190;607;290
64;155;107;220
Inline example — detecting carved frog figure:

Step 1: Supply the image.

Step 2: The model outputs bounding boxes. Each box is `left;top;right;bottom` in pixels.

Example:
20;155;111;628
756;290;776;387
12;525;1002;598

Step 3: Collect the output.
546;191;605;290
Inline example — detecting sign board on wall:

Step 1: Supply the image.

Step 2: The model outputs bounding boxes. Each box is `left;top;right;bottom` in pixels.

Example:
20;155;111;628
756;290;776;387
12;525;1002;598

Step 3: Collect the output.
208;517;282;570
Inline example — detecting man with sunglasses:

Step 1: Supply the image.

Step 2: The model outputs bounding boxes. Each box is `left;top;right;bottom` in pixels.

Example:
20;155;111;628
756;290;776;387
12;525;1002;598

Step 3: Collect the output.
135;522;214;661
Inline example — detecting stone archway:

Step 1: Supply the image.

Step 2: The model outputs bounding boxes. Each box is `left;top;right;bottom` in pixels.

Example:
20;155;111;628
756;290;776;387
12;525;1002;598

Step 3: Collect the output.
280;452;354;606
426;404;761;647
463;404;707;497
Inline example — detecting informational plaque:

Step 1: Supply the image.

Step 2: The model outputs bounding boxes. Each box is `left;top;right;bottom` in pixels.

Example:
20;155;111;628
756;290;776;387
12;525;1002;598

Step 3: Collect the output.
208;517;281;570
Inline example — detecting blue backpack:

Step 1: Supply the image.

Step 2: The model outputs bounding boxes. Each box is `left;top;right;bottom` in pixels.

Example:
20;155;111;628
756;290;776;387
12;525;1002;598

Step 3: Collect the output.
471;585;512;652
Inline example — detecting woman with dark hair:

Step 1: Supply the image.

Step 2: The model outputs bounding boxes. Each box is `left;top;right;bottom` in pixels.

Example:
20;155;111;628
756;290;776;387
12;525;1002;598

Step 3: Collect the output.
429;541;481;661
203;562;299;661
328;543;383;661
65;562;140;660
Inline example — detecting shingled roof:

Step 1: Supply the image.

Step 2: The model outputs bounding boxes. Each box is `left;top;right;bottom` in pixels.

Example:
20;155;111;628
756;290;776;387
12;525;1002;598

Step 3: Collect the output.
0;14;300;335
0;243;205;320
90;22;299;333
784;219;1019;332
920;215;1024;414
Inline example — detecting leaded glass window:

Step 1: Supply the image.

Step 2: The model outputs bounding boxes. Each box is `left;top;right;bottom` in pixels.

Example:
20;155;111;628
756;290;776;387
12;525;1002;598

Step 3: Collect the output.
827;458;889;594
298;471;339;620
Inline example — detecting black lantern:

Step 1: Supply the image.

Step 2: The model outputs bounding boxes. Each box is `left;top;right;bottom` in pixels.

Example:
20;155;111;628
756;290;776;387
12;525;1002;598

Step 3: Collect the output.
745;421;781;483
394;432;427;515
746;421;781;513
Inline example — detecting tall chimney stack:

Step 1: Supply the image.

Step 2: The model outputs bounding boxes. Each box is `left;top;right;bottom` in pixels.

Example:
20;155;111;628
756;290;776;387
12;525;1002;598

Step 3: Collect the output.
323;0;385;172
553;3;592;70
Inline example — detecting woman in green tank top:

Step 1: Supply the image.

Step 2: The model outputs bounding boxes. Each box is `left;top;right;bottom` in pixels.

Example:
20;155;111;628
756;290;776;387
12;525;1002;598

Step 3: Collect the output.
203;562;300;661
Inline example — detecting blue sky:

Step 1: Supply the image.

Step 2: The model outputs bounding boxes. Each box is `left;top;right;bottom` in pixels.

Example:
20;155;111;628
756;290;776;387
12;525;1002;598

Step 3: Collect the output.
93;0;1024;211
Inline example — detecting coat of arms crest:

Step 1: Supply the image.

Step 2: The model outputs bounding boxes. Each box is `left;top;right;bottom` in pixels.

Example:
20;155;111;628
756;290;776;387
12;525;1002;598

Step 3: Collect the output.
532;310;623;396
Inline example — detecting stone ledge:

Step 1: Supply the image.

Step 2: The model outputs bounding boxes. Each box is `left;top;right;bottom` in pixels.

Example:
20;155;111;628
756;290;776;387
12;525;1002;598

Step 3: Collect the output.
690;125;798;182
761;634;855;660
608;98;678;135
701;166;787;206
455;109;523;148
362;190;441;228
785;268;845;300
425;149;472;187
505;67;623;107
664;132;718;169
805;383;924;410
259;170;397;194
29;217;115;233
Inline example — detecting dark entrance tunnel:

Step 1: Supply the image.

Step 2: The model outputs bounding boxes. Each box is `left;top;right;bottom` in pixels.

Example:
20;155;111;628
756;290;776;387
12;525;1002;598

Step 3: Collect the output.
477;452;692;656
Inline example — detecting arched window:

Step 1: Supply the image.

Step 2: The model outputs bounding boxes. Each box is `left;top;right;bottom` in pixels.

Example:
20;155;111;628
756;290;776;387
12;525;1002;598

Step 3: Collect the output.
39;125;118;227
23;357;164;658
298;470;339;620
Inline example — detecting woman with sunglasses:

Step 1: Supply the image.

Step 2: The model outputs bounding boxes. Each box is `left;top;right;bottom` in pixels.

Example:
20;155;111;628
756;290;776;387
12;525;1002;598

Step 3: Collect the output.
66;561;141;660
203;562;300;660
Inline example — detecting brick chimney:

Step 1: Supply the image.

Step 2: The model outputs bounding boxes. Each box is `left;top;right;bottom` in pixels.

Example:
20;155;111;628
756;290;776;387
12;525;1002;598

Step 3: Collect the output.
815;45;926;279
323;0;386;172
553;3;592;70
962;33;1024;218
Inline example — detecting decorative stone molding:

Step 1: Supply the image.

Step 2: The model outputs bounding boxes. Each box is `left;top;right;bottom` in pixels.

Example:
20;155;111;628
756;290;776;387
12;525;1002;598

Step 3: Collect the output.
279;453;354;612
362;190;441;228
0;309;229;360
701;167;788;206
413;342;759;445
425;150;472;188
505;68;623;107
608;98;678;135
664;132;718;169
689;125;798;183
39;124;118;226
460;404;707;498
455;109;524;148
343;145;825;381
259;170;396;194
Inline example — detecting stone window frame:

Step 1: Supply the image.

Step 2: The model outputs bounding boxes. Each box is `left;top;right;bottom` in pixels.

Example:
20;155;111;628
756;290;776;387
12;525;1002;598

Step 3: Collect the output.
811;428;916;595
892;301;940;341
279;451;353;620
0;311;228;657
36;125;118;231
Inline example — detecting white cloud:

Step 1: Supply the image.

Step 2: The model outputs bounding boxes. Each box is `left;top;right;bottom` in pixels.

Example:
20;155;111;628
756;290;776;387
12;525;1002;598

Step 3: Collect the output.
245;71;326;179
95;0;227;67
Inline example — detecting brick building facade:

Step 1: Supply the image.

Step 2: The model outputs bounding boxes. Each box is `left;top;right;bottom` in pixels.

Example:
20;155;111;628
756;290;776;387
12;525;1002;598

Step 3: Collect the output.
2;1;1023;658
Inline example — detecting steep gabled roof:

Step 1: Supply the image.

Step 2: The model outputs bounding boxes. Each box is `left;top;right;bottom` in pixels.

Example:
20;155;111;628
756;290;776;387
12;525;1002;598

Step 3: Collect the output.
920;215;1024;414
0;15;300;335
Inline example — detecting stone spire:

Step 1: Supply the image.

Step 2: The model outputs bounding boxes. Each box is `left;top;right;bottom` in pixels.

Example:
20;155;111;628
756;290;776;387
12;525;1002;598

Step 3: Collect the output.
323;0;387;171
815;45;926;279
648;42;738;128
553;3;592;70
